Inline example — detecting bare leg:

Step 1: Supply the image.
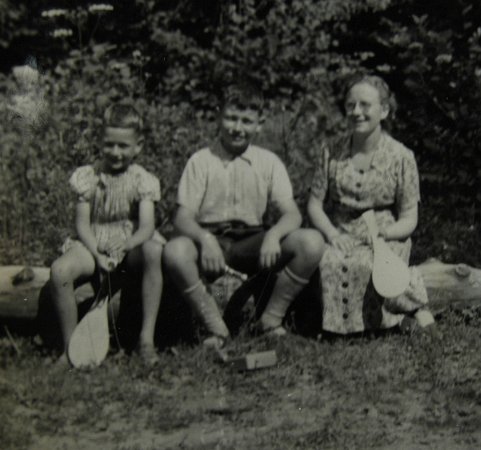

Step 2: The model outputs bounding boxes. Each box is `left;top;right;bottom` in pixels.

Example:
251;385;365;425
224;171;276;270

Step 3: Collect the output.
163;237;229;345
50;244;96;353
126;239;163;349
260;229;326;332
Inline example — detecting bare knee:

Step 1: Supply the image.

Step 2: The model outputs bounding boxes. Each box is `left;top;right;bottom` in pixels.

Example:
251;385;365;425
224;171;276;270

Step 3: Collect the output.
162;237;198;271
50;258;75;287
141;239;163;267
289;229;326;265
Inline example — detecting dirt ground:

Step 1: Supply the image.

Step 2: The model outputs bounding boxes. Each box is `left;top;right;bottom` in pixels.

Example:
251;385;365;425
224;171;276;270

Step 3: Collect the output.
2;307;481;450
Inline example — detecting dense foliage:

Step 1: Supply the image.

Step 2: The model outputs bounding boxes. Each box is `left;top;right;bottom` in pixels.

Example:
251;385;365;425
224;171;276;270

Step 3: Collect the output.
1;0;480;266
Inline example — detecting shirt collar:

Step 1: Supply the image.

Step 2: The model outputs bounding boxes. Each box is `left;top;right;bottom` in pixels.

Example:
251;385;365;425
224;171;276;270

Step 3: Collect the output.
211;139;253;165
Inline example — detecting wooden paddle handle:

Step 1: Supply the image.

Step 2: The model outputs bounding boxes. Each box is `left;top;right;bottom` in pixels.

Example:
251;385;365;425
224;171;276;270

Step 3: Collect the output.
224;265;248;281
362;210;380;242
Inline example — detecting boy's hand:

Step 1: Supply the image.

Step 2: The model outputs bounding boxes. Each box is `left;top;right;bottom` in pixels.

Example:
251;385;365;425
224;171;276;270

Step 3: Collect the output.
200;232;225;275
260;232;281;269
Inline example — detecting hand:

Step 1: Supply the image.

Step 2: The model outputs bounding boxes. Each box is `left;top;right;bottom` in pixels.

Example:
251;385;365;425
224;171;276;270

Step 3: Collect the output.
200;233;225;275
259;232;281;269
102;235;129;255
329;233;356;256
377;228;389;241
96;254;118;272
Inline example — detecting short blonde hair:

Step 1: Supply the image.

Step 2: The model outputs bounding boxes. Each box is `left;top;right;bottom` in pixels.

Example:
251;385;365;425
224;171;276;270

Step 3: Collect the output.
103;102;143;134
221;81;264;113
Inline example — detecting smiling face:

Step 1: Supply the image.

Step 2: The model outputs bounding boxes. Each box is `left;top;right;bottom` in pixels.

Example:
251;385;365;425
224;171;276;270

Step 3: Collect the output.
344;82;389;137
219;106;262;157
102;127;141;173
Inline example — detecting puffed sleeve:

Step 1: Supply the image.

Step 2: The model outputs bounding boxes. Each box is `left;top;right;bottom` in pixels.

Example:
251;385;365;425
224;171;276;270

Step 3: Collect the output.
136;167;161;202
68;165;98;202
310;141;330;202
395;149;421;214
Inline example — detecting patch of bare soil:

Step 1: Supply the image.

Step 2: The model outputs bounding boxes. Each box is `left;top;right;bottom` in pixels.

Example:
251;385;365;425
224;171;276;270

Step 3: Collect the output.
2;313;481;450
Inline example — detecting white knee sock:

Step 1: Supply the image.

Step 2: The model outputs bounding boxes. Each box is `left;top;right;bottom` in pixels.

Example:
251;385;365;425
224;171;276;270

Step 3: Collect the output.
260;266;309;330
183;281;229;338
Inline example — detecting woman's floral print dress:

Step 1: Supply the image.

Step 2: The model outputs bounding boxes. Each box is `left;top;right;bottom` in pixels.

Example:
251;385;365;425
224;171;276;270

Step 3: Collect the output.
310;132;428;334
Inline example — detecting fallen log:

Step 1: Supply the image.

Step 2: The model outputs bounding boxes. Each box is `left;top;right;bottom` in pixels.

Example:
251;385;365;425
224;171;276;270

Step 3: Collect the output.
0;266;117;320
0;259;480;322
418;258;481;314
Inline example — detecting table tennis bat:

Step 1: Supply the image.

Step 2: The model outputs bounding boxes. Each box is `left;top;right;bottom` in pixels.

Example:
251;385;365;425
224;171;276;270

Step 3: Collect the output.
68;260;116;368
362;210;410;298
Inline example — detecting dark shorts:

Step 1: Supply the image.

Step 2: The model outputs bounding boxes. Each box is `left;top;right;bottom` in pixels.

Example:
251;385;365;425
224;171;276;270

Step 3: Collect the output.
201;221;266;275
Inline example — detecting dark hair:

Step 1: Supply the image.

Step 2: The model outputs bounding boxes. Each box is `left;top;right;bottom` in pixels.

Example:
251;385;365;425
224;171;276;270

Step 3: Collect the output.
343;73;397;128
220;81;264;113
103;102;143;134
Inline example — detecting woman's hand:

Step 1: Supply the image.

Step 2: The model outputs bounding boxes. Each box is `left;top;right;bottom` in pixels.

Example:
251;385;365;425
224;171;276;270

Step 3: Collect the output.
259;231;282;269
329;233;356;255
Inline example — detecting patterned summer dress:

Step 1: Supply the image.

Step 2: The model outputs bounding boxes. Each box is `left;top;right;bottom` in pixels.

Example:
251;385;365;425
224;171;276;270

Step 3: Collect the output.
64;163;162;261
310;132;428;334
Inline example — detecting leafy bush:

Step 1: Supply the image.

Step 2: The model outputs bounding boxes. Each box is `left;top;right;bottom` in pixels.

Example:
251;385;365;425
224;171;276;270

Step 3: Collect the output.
1;0;480;266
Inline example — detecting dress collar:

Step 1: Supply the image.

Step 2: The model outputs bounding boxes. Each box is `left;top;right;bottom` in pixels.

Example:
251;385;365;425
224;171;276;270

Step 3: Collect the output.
340;132;390;171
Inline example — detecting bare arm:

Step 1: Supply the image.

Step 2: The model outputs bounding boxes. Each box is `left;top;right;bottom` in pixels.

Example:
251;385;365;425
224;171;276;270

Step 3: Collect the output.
75;202;114;271
125;199;155;250
307;194;356;255
380;204;418;241
267;198;302;241
174;205;225;274
76;202;101;259
307;195;340;243
260;198;302;268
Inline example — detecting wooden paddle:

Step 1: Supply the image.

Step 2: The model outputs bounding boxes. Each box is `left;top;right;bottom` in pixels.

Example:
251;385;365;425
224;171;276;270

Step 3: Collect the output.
362;210;410;298
68;261;116;368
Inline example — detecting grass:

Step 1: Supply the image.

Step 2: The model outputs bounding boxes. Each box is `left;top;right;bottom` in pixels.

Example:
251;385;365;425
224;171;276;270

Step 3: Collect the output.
1;307;481;450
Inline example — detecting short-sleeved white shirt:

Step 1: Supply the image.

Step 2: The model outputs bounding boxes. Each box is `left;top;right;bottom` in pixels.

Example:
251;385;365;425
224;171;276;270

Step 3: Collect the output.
177;142;293;226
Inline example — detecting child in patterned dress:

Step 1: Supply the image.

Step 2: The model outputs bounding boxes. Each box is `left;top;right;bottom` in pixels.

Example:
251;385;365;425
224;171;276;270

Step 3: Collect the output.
50;103;164;366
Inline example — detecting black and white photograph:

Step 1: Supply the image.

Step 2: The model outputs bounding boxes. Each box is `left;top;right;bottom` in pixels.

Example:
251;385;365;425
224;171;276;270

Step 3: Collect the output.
1;1;481;449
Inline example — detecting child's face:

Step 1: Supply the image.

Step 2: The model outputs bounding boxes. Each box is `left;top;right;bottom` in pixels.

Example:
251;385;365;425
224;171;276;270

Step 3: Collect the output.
219;106;262;156
344;82;389;136
102;127;141;173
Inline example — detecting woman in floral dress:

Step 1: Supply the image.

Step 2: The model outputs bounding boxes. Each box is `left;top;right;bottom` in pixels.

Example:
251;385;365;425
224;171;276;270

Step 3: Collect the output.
307;74;435;335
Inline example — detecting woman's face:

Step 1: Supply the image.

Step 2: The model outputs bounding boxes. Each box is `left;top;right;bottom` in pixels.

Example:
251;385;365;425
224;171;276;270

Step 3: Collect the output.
344;82;389;136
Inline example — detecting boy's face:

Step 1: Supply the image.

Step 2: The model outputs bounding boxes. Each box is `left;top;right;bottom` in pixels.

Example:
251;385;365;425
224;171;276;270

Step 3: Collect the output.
102;127;141;173
219;106;262;156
